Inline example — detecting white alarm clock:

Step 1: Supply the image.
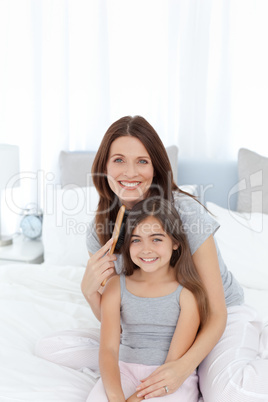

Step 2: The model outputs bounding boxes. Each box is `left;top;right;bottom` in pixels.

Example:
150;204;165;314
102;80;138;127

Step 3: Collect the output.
20;206;43;240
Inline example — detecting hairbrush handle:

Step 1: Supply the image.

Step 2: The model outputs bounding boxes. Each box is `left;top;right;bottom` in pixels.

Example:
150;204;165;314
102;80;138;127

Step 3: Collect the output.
101;205;126;287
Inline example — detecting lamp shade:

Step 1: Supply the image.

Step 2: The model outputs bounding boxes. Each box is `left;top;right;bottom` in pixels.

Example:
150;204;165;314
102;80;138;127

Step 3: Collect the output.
0;144;20;190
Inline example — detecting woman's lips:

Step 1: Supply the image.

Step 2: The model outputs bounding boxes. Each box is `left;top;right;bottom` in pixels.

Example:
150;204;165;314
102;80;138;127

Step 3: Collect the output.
118;181;141;190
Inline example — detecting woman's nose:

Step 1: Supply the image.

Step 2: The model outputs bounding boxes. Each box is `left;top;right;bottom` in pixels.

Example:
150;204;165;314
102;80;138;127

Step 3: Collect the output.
124;162;138;177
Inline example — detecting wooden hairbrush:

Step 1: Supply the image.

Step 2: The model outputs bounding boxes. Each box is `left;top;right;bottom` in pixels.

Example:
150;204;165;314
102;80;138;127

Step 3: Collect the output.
101;205;126;286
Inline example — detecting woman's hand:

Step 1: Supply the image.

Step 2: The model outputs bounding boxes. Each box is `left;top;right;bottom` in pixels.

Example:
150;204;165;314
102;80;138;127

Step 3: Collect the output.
81;238;117;313
136;360;189;399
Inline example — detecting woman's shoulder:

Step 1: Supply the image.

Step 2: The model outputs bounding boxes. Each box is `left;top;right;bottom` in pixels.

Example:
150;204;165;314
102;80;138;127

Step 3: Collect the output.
172;190;220;255
172;190;209;224
172;190;204;212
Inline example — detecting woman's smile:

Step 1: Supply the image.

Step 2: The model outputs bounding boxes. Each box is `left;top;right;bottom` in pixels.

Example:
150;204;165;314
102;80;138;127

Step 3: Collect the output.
106;136;154;208
119;180;141;189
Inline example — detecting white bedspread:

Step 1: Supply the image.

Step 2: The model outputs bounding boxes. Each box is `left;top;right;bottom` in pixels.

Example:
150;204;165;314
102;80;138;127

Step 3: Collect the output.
0;263;267;402
0;263;99;402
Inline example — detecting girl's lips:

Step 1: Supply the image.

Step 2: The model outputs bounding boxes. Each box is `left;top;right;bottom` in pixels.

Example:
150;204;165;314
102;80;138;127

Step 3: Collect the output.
118;181;141;190
139;257;159;263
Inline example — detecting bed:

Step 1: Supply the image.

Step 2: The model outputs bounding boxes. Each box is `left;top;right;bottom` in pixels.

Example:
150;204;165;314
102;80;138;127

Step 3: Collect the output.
0;147;267;401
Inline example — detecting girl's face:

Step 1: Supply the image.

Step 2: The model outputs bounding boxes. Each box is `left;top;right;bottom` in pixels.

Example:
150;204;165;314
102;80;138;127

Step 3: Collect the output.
129;216;178;275
106;136;154;209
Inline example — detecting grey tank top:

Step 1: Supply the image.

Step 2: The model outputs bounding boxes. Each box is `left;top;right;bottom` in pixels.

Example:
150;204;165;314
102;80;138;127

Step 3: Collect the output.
119;275;183;366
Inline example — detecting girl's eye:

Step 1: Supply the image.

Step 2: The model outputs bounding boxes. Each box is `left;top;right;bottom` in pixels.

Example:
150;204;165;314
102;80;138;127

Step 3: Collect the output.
153;238;162;242
131;238;140;243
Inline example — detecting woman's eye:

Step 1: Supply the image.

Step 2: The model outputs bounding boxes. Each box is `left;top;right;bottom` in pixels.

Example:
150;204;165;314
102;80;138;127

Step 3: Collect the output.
153;238;162;242
114;158;123;163
138;159;148;164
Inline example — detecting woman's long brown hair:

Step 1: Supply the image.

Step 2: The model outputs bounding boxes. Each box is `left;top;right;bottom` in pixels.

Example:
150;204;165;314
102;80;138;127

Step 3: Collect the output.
91;115;179;248
122;198;210;327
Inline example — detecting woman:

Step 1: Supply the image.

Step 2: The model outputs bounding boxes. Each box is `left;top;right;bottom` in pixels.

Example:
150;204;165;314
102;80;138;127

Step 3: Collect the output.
37;116;267;401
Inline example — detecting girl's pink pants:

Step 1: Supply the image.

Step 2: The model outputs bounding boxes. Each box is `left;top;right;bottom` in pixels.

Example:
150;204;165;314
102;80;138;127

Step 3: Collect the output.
86;360;199;401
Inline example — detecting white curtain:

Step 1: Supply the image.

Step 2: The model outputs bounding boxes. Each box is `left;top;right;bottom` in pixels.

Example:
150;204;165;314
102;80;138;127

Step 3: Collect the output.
0;0;268;233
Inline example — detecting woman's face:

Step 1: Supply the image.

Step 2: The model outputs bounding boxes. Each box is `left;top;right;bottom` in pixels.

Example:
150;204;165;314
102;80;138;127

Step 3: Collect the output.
106;136;154;209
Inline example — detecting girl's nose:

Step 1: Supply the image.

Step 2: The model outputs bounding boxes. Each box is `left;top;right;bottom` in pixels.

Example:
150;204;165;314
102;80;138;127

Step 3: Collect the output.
141;242;153;254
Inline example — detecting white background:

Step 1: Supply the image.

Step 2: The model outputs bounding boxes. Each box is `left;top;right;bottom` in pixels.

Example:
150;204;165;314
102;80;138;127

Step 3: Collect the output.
0;0;268;233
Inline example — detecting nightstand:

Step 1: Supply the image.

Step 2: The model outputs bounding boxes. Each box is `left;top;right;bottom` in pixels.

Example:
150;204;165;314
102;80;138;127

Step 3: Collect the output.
0;235;44;265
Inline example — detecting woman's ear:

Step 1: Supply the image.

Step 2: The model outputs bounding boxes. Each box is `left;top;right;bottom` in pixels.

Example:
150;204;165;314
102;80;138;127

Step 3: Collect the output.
173;243;179;250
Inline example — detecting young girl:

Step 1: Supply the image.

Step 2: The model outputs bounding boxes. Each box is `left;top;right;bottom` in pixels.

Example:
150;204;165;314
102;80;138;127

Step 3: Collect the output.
87;197;209;402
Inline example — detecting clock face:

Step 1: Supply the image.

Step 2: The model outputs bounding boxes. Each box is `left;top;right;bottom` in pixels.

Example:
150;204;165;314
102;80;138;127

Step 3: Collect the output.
20;215;42;239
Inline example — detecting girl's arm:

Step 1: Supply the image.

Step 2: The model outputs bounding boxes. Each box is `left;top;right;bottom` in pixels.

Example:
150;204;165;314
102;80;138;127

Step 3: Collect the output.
81;238;117;321
165;288;200;363
99;276;125;402
136;235;227;399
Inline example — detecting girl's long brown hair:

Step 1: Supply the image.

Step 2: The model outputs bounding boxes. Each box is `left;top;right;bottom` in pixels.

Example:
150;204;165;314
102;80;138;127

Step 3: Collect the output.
122;198;210;327
92;115;183;247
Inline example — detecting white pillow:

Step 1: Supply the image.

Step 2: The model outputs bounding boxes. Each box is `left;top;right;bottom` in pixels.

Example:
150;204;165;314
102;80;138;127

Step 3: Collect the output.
207;202;268;290
237;148;268;214
42;186;99;266
179;184;198;196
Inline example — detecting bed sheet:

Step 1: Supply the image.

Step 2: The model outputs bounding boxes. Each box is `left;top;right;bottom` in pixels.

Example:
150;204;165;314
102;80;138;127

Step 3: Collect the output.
0;263;267;402
243;287;268;320
0;263;99;402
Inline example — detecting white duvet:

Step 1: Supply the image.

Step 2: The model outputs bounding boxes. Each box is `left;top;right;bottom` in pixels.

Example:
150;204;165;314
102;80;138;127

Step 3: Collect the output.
0;262;267;402
0;263;99;402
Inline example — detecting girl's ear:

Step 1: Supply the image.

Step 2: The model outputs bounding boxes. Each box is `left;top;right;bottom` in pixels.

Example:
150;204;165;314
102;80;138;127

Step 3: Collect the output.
173;243;179;250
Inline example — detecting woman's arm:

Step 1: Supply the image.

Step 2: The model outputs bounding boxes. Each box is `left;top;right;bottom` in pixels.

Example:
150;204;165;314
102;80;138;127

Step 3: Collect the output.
136;235;227;399
81;238;117;321
99;276;125;402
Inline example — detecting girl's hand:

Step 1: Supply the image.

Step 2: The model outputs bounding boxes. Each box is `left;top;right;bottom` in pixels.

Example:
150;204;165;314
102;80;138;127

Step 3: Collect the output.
81;238;117;300
136;360;189;399
126;392;144;402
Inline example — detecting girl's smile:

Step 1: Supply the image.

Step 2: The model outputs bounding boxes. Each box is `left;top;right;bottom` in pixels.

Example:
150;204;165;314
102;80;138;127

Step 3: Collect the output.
129;216;178;276
106;136;154;209
139;257;159;263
